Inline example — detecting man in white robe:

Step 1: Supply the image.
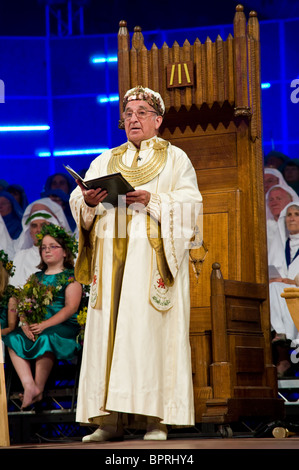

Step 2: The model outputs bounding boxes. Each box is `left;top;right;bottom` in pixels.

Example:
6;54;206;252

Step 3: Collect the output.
70;86;202;442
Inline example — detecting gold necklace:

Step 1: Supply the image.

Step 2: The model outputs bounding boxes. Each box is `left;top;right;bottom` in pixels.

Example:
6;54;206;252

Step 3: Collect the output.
107;140;169;187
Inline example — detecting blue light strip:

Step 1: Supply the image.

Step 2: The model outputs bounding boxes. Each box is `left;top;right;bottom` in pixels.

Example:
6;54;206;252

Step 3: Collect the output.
261;82;271;89
38;148;108;157
0;125;50;132
97;95;119;104
91;56;118;64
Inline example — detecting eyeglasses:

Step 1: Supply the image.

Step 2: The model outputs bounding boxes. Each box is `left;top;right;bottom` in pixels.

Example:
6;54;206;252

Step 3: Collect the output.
41;245;63;252
123;109;157;121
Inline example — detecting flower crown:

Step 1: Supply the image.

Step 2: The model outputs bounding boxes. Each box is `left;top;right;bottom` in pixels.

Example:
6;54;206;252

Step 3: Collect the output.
36;223;78;257
0;249;15;277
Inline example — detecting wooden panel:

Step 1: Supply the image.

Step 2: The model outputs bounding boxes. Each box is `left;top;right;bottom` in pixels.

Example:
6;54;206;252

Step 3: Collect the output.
198;169;238;192
176;133;237;170
190;332;212;387
189;190;241;320
190;211;229;308
224;280;267;300
235;346;265;373
226;298;262;331
190;307;211;333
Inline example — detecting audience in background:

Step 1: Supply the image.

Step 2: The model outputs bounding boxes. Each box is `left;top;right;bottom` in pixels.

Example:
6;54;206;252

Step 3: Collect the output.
263;157;299;379
268;202;299;377
0;191;23;240
264;150;289;170
282;159;299;195
20;197;71;237
40;173;77;231
42;173;76;196
10;210;61;289
266;183;299;249
0;180;9;192
11;197;72;287
264;167;288;196
6;184;29;211
0;214;14;260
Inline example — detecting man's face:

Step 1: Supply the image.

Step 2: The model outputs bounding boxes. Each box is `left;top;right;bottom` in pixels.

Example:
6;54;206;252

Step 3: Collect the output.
124;100;163;147
268;188;292;219
30;219;48;245
284;165;299;183
51;175;69;194
0;197;12;216
264;173;279;194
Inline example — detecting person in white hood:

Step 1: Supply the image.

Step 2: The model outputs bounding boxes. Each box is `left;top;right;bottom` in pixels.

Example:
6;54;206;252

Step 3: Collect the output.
268;202;299;377
10;198;71;288
266;184;299;253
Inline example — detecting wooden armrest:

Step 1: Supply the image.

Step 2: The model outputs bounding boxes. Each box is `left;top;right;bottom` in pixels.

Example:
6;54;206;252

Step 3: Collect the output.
281;288;299;299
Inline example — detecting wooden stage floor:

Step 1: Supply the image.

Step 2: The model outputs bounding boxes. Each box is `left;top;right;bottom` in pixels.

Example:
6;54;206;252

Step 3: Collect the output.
2;434;299;467
2;436;299;449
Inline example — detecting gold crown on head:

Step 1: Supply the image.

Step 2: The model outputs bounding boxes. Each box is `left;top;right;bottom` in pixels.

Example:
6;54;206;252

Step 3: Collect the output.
123;86;165;116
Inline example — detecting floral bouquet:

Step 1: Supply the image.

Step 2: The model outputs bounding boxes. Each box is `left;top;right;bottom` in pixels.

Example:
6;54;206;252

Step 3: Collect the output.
15;274;55;325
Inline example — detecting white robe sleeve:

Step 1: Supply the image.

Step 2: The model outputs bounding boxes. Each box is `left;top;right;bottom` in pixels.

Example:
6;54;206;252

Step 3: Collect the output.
148;144;203;279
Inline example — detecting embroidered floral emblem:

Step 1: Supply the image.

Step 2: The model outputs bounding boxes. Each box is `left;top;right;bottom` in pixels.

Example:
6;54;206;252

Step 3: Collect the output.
157;277;166;289
150;269;172;311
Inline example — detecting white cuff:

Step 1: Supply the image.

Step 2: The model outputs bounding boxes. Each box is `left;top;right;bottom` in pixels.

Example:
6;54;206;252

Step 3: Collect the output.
80;199;98;229
146;193;161;222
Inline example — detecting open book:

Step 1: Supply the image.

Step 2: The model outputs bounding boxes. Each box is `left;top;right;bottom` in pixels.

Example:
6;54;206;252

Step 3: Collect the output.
64;164;135;207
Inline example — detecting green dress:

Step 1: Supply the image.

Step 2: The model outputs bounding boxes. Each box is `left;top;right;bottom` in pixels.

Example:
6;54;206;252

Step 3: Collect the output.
3;269;81;360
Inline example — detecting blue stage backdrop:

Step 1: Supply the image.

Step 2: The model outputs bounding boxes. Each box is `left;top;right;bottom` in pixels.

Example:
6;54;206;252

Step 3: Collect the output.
0;17;298;203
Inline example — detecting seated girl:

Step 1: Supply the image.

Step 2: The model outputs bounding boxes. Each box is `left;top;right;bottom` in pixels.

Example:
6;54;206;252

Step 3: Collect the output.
3;223;82;409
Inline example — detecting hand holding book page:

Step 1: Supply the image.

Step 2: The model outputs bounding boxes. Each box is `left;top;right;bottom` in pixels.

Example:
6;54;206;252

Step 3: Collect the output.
64;164;135;207
268;265;289;283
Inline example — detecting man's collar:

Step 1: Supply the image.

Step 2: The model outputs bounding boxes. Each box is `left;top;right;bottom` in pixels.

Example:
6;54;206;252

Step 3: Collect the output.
128;135;159;151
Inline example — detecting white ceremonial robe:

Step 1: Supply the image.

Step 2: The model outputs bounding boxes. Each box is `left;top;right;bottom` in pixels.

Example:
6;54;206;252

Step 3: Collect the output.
70;136;202;426
10;245;41;288
268;202;299;340
0;214;14;259
10;206;65;287
266;183;299;254
13;197;71;254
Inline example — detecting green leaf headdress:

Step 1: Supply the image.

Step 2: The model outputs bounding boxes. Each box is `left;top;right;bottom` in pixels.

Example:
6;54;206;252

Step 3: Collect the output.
36;223;78;257
0;250;15;277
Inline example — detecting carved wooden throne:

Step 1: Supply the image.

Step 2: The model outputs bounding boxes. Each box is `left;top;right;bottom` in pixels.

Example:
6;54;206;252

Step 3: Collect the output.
117;4;283;424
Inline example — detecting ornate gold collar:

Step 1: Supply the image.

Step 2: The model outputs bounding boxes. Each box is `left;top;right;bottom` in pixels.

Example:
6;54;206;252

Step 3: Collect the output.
107;139;169;187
